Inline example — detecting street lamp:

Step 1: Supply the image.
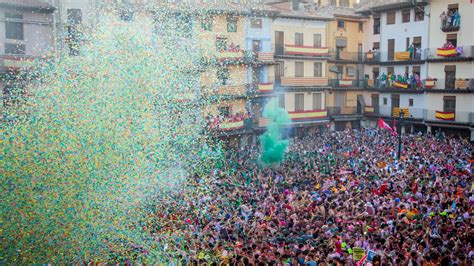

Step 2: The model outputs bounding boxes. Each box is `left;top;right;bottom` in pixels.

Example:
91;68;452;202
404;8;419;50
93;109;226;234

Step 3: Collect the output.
397;112;403;159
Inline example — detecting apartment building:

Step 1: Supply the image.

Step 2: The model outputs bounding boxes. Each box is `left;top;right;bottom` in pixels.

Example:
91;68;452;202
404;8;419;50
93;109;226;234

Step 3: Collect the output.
269;1;331;137
1;0;55;114
321;0;368;131
425;0;474;139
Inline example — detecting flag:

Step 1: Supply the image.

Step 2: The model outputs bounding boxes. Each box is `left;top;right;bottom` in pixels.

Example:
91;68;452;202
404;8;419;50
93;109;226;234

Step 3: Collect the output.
356;254;368;266
393;117;398;137
435;111;455;120
378;118;397;136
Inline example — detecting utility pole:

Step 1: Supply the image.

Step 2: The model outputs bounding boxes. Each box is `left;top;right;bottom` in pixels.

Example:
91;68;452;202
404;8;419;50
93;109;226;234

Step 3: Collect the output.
397;112;403;159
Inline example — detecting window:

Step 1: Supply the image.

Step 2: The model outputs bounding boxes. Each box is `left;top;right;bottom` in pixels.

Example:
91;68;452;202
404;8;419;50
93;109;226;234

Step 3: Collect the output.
227;17;237;32
201;16;213;31
409;98;414;107
295;62;304;77
313;93;322;110
415;9;424;21
387;39;395;60
339;0;349;7
373;42;380;50
373;16;380;34
216;37;228;51
445;65;456;89
5;43;25;54
402;9;410;23
252;40;262;52
383;98;387;105
443;96;456;112
314;62;322;77
276;61;285;77
446;34;457;47
358;22;363;32
250;18;262;28
405;66;409;76
337;20;345;29
412;66;420;76
217;68;230;85
387;67;394;75
387;12;396;25
295;93;304;111
5;13;23;40
295;33;304;46
218;106;230;117
67;9;82;24
278;94;286;109
406;37;410;50
313;34;322;47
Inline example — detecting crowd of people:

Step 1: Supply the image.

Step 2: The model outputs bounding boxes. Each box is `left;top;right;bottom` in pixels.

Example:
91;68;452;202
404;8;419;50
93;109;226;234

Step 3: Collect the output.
146;128;472;265
376;71;422;89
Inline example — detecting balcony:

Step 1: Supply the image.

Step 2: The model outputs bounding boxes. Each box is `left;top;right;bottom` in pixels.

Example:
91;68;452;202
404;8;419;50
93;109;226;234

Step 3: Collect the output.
257;52;274;62
440;17;460;32
366;51;425;64
426;46;474;61
0;54;37;73
424;110;471;124
219;119;245;131
274;44;330;58
424;78;473;90
330;51;364;62
364;106;379;116
288;110;328;122
365;51;381;61
257;82;274;93
280;77;328;87
329;79;367;88
206;84;247;98
327;107;360;116
216;50;244;61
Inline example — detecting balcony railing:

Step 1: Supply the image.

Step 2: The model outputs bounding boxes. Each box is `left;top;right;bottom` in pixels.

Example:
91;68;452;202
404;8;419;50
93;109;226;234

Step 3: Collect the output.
208;84;247;97
257;82;274;93
424;78;473;90
0;54;37;72
329;79;367;88
327;107;359;116
426;46;474;60
216;50;244;61
424;110;471;123
257;52;274;61
440;17;460;32
365;52;381;61
330;51;364;61
274;44;330;57
280;77;328;87
289;110;327;121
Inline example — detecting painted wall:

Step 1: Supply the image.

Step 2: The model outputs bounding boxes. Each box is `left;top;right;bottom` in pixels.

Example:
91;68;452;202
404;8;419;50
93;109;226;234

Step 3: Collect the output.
425;93;474;123
378;92;425;119
282;91;326;112
428;0;474;48
281;60;327;78
0;9;54;55
326;18;366;53
272;18;327;47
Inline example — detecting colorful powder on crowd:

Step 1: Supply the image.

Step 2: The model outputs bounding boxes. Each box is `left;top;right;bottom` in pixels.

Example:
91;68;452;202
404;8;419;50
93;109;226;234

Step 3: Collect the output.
1;12;221;263
260;98;290;165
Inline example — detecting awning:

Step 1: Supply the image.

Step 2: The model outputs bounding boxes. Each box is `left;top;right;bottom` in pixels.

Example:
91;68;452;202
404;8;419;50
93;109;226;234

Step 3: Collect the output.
336;38;347;47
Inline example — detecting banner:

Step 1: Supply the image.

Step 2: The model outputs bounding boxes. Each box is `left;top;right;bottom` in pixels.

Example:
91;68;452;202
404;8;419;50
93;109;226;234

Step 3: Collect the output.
436;47;457;57
353;247;366;261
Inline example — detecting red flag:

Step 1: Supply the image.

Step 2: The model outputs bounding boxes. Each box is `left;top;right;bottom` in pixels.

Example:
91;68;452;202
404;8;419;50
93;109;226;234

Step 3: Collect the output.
393;117;398;137
378;118;397;136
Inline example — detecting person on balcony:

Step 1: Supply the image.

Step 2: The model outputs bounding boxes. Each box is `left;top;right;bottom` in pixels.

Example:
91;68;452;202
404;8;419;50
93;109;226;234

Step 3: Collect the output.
408;44;415;60
440;11;447;28
447;9;453;26
380;72;386;88
452;10;461;27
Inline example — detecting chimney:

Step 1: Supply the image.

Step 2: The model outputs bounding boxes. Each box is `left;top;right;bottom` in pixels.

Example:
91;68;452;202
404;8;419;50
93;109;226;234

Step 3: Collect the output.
292;0;299;10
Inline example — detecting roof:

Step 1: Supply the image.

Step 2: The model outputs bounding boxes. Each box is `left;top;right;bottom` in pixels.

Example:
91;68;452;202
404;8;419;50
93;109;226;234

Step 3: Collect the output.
0;0;55;13
317;5;368;20
356;0;428;14
265;2;333;21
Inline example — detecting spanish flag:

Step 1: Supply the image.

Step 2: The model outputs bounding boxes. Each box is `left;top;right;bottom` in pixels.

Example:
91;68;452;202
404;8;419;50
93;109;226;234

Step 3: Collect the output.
394;81;408;89
436;48;457;57
435;111;455;120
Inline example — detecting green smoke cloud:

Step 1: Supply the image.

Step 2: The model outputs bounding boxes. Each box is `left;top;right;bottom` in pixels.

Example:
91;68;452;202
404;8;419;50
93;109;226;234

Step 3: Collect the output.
260;98;290;165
